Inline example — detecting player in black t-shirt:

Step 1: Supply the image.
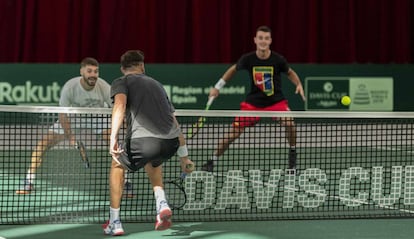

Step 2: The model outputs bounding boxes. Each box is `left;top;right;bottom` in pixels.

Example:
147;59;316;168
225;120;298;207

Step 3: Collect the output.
201;25;306;172
104;50;194;235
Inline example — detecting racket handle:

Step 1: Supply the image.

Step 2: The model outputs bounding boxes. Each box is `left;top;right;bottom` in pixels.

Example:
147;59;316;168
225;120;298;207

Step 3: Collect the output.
206;97;215;107
180;172;187;179
186;163;195;170
180;163;194;178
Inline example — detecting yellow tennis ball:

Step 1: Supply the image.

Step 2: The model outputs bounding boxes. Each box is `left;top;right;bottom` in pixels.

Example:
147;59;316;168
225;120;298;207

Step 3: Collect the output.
341;96;351;106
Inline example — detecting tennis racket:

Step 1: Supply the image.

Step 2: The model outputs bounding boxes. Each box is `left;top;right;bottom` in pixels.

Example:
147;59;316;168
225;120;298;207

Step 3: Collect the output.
164;164;194;209
164;173;187;209
76;141;90;169
187;97;215;138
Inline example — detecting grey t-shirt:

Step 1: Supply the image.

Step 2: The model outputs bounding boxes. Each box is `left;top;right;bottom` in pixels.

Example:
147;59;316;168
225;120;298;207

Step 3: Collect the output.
60;76;112;107
111;73;180;139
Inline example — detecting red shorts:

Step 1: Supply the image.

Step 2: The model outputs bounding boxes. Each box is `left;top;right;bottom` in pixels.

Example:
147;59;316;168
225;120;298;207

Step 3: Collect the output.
233;100;291;128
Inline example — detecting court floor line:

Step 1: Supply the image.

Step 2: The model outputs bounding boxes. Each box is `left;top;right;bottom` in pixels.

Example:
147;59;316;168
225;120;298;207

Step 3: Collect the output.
2;219;414;239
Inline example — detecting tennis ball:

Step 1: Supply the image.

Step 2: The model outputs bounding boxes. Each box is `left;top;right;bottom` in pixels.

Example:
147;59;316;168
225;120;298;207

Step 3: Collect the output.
341;96;351;106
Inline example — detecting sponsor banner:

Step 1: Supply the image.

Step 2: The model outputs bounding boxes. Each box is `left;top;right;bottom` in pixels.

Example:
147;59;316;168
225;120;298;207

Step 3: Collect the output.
0;81;61;105
0;64;247;108
183;166;414;211
305;77;393;111
349;77;393;111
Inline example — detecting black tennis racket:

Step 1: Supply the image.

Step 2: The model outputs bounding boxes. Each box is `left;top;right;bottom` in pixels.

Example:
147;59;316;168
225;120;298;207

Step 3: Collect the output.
76;141;90;169
164;173;187;209
187;97;215;138
164;164;194;209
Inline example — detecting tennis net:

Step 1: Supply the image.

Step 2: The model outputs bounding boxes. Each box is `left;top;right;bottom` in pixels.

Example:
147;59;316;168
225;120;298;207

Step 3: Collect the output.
1;105;414;224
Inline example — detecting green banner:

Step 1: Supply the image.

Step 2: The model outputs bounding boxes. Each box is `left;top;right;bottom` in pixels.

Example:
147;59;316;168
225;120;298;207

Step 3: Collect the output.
305;77;393;111
0;63;413;111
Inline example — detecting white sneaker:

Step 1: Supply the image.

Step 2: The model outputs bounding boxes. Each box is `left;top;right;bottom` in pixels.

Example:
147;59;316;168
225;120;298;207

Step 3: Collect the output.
155;207;172;231
102;219;125;236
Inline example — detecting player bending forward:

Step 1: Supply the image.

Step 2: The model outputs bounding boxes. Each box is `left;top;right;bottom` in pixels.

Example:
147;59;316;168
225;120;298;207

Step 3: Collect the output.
103;50;194;235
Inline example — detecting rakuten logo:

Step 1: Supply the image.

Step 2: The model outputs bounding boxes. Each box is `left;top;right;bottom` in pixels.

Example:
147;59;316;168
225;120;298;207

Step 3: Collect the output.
0;81;60;104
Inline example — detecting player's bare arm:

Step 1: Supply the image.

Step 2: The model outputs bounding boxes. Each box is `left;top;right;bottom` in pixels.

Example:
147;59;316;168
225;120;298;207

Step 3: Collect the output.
173;115;195;174
287;68;306;101
110;93;127;157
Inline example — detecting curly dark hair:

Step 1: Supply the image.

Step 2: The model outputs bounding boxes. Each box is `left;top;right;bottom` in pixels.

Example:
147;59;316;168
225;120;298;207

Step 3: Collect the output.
120;50;145;68
80;57;99;67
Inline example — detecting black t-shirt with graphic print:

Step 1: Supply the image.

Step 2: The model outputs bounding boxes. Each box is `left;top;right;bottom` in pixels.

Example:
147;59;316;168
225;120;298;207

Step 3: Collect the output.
236;51;290;107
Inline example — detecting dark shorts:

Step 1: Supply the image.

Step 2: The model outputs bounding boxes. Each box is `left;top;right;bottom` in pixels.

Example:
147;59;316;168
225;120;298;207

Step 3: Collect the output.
118;137;179;172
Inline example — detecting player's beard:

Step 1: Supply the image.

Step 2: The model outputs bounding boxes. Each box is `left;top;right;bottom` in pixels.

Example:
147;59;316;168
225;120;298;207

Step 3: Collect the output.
83;76;97;87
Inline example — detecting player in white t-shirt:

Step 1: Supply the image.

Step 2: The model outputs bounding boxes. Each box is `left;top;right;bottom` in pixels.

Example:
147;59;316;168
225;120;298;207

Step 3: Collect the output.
15;57;133;196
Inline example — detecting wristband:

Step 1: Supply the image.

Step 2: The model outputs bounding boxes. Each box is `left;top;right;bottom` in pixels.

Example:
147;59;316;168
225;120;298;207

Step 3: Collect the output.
177;145;189;157
214;78;226;90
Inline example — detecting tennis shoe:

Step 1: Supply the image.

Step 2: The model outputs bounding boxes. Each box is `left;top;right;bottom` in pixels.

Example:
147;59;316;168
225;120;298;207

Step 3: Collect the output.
102;219;124;236
123;181;134;198
15;180;34;194
201;160;214;172
155;207;172;231
288;150;297;170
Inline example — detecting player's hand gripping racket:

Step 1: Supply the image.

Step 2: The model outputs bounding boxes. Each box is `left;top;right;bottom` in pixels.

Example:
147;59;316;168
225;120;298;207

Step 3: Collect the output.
164;163;194;209
76;141;90;169
187;97;215;138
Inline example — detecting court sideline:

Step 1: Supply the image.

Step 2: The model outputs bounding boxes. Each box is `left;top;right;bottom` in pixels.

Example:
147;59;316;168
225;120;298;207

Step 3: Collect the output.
1;218;414;239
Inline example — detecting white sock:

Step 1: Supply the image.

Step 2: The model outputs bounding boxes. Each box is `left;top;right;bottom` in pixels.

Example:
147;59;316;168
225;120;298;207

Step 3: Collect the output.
26;170;35;184
109;207;120;223
154;186;168;214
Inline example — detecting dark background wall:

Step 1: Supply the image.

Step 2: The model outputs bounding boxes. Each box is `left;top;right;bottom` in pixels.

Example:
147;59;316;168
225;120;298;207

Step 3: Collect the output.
1;1;413;111
0;0;413;64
